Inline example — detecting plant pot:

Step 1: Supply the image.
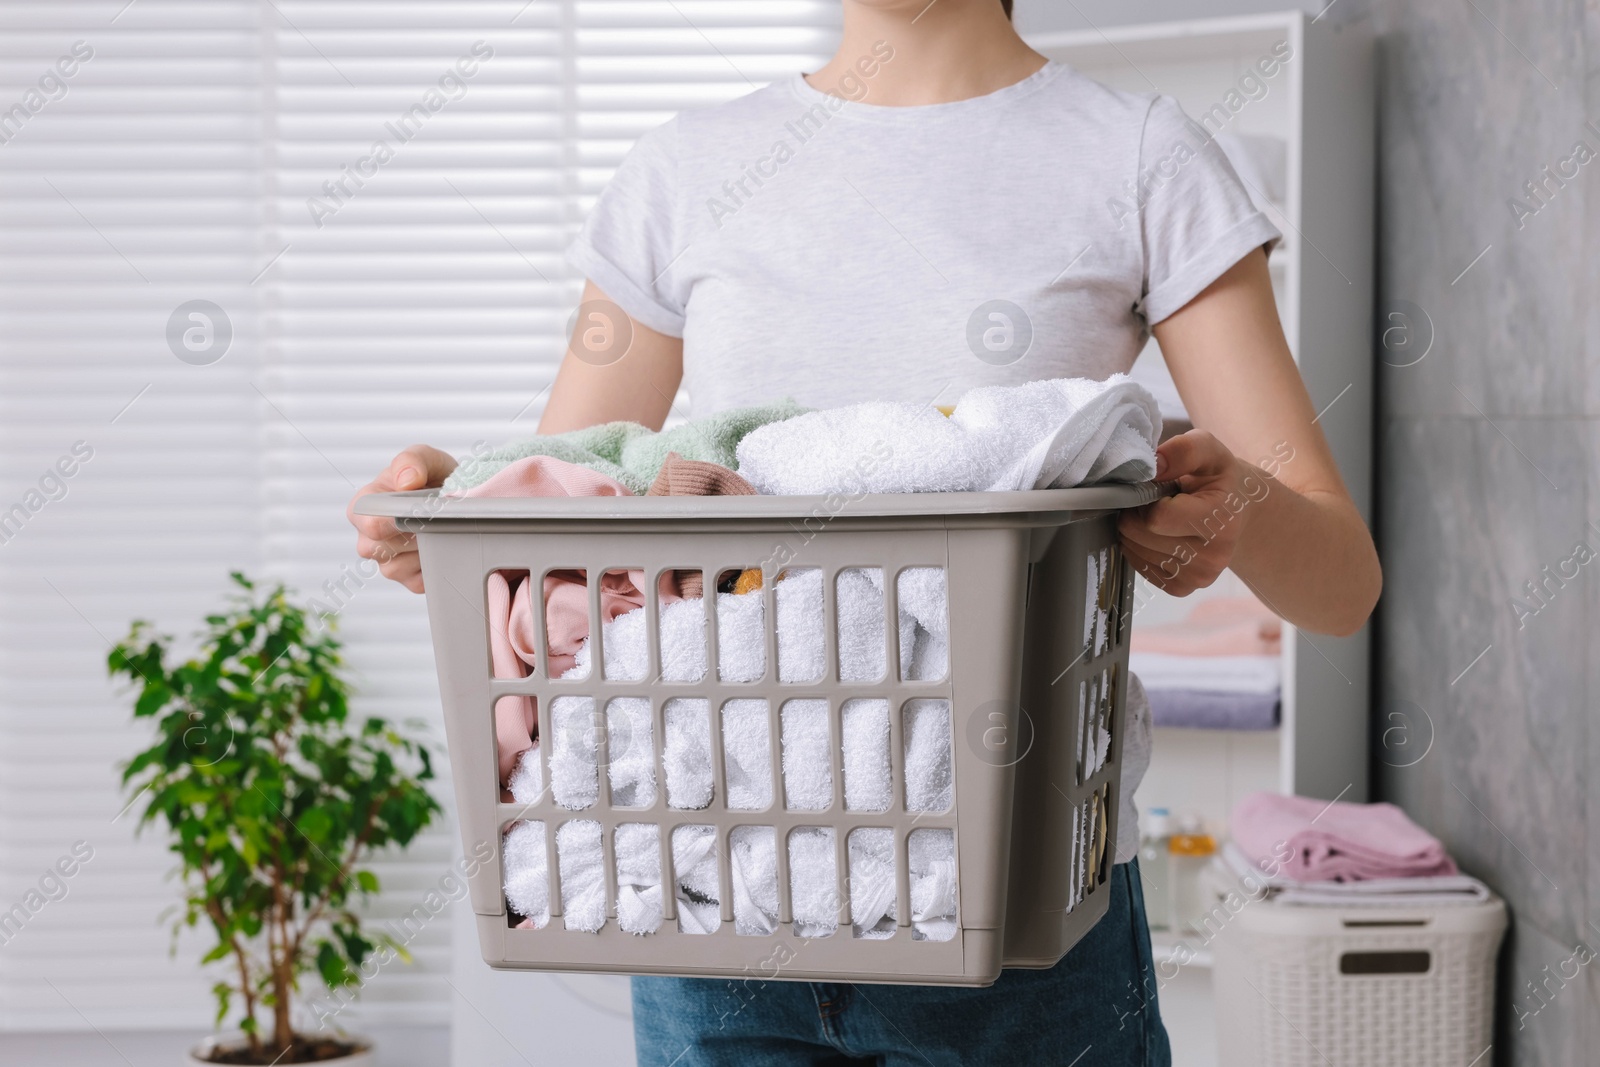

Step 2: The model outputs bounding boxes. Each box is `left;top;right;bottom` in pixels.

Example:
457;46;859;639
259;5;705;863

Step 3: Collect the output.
185;1032;374;1066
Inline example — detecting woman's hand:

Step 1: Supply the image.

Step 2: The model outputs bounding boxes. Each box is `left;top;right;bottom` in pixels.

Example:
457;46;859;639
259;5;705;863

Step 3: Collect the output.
346;444;459;593
1118;430;1265;597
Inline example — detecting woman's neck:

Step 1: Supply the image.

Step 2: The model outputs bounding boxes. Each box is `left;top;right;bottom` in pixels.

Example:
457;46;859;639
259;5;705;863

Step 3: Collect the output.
807;0;1047;105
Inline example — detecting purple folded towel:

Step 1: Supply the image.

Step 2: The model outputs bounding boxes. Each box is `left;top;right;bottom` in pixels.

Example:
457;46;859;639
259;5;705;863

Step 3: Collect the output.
1147;688;1278;730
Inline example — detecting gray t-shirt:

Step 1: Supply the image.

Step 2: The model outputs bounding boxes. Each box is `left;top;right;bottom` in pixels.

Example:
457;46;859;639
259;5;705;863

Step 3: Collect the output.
569;60;1280;862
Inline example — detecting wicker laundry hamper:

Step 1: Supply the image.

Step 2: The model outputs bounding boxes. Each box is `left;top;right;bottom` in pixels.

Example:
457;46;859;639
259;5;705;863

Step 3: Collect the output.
1212;891;1506;1066
357;484;1160;986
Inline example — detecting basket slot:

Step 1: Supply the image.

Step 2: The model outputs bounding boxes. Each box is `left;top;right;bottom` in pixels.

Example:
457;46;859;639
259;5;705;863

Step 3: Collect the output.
715;566;767;682
721;699;773;811
834;567;886;683
547;696;600;811
902;699;953;813
730;825;778;934
894;566;948;682
907;827;957;941
555;819;605;932
847;827;896;939
775;566;823;682
604;697;656;809
840;698;891;813
1339;950;1432;975
613;823;664;934
670;823;721;934
501;819;550;930
780;699;833;812
662;697;713;811
788;826;839;938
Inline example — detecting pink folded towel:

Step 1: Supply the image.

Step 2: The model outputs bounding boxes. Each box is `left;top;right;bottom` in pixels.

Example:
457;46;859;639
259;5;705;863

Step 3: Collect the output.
455;456;682;784
1230;790;1458;882
1132;595;1281;657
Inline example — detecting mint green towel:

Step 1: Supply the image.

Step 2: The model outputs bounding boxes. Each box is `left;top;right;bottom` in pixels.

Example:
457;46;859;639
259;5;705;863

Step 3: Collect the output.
443;399;809;495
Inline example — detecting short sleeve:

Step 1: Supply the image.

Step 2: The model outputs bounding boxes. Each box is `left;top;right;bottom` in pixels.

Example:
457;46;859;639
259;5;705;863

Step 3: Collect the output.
1135;95;1282;326
566;119;687;337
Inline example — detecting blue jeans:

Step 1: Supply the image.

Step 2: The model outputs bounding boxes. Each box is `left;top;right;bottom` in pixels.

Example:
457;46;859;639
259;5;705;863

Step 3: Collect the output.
633;859;1171;1066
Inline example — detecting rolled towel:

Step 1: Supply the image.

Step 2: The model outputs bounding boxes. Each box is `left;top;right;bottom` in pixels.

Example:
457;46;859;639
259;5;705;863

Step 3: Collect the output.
734;376;1158;495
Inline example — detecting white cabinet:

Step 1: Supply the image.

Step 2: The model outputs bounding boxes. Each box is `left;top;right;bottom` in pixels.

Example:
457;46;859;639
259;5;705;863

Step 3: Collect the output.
1028;13;1374;1066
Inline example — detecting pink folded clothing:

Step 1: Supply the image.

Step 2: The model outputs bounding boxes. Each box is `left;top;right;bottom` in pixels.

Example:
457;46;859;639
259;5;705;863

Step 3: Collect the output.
455;456;683;784
1132;595;1281;657
1230;790;1458;882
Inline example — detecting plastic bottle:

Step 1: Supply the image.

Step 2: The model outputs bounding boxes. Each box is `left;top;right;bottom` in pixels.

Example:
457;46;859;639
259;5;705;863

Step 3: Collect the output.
1169;815;1219;935
1138;807;1172;931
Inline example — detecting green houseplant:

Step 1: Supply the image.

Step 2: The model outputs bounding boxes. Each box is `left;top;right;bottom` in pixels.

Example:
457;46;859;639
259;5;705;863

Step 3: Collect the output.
109;573;441;1065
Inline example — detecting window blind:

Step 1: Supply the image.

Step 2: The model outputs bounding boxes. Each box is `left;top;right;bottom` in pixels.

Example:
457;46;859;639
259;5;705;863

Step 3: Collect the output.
0;0;838;1035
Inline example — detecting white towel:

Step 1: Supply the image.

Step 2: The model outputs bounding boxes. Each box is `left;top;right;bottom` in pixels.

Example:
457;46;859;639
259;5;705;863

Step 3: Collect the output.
504;569;961;938
722;698;773;811
788;827;839;939
847;828;898;939
570;566;944;688
729;825;779;936
502;820;549;928
908;828;959;941
614;822;663;935
663;697;714;809
734;376;1159;495
547;696;599;810
672;824;722;934
903;699;954;812
780;699;833;811
841;698;891;813
555;820;606;933
605;696;656;808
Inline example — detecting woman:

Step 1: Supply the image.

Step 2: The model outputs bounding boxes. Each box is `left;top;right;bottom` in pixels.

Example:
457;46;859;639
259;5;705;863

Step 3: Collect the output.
349;1;1381;1062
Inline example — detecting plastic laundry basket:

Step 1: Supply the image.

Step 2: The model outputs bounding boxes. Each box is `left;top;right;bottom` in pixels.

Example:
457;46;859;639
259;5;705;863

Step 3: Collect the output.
1212;893;1506;1066
357;484;1161;986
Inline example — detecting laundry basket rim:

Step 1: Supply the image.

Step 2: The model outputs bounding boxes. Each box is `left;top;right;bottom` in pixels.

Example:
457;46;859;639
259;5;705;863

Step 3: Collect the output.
354;482;1169;523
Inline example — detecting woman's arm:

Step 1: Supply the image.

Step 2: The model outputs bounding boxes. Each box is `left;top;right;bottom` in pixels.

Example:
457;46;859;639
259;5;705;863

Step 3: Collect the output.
1118;248;1381;636
539;281;685;433
348;281;677;590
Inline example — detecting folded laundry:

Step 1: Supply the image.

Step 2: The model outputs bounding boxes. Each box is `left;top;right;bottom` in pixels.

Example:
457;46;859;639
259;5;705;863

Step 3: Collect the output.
733;376;1159;496
1219;843;1489;907
1231;791;1459;883
1131;595;1282;657
1147;688;1279;730
1128;652;1280;696
445;399;807;495
501;576;960;937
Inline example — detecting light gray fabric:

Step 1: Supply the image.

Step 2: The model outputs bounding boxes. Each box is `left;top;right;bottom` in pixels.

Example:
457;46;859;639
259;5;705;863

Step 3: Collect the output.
568;59;1280;868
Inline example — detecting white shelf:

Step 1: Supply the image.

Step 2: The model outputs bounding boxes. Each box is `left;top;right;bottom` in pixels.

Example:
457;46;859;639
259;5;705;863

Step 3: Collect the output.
1029;13;1372;1066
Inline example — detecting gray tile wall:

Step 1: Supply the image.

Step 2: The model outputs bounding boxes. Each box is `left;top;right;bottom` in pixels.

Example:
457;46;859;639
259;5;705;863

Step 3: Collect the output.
1016;1;1597;1061
1367;2;1599;1063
